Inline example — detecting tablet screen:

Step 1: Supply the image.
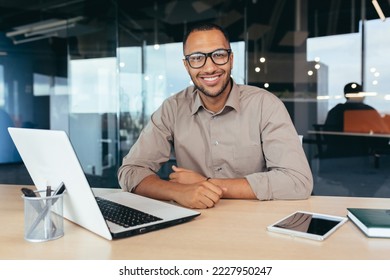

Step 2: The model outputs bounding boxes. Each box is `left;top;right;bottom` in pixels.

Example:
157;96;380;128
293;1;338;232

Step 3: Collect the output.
268;211;347;240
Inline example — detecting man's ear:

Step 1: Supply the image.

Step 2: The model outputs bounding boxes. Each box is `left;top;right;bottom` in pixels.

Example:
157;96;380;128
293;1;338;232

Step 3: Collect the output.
230;52;234;70
183;59;190;73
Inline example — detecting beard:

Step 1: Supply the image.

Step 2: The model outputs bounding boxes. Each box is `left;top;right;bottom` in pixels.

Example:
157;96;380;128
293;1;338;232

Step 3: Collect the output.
192;74;232;98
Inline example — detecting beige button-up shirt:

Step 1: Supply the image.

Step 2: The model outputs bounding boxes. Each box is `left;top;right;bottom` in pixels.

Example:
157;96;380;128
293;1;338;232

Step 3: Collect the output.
118;80;313;200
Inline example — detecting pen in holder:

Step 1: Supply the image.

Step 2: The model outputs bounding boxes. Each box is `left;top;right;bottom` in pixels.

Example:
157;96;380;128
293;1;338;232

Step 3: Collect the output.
22;189;64;242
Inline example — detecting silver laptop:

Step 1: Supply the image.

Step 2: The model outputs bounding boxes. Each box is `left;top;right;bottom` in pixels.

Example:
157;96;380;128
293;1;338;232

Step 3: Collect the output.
8;127;200;240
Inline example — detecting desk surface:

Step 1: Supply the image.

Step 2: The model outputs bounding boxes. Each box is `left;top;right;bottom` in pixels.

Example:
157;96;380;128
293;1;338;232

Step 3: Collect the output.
307;130;390;138
1;184;390;260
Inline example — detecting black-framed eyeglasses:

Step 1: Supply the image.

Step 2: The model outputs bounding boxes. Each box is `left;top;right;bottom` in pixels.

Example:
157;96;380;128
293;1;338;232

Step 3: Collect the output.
184;48;232;69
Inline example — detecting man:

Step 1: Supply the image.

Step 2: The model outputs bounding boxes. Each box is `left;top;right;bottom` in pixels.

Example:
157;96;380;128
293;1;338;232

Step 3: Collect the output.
323;82;389;157
324;82;387;133
118;23;313;209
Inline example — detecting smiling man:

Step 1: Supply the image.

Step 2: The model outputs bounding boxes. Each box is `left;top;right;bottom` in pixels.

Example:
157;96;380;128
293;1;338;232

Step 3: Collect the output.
118;23;313;209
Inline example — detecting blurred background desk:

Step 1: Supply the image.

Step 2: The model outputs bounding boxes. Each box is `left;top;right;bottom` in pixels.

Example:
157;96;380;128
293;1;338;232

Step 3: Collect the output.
308;129;390;164
1;184;390;260
308;129;390;138
306;130;390;198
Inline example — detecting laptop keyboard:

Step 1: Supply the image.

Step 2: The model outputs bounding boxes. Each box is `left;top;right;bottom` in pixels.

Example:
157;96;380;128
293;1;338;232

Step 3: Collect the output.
96;197;162;228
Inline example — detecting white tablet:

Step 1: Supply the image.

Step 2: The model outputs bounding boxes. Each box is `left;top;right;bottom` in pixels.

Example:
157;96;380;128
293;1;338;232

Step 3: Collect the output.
267;211;348;241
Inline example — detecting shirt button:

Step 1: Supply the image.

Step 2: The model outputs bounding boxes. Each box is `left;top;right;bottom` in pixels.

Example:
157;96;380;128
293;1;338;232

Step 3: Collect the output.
214;140;219;145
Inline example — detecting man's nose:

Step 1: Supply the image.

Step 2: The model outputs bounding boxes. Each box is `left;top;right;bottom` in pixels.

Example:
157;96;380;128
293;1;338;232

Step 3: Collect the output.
202;56;218;72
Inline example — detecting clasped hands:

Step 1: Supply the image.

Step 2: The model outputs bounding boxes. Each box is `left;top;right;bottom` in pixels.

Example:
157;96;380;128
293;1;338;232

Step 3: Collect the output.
169;165;226;209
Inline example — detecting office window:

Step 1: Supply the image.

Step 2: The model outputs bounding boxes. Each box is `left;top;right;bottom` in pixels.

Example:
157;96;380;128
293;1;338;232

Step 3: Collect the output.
33;73;52;96
307;33;361;111
69;58;117;114
364;18;390;114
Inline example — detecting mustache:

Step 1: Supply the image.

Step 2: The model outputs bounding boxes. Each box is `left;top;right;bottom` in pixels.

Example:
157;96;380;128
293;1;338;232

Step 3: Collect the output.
193;78;232;98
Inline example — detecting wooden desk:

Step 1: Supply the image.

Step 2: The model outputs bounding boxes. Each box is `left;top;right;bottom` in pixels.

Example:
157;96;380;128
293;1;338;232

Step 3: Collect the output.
1;184;390;260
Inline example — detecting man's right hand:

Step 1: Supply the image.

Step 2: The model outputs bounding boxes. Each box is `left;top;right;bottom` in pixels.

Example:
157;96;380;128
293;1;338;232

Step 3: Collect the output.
134;175;224;209
172;180;224;209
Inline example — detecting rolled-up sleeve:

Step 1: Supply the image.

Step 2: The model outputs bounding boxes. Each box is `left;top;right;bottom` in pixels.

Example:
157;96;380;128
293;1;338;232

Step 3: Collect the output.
244;94;313;200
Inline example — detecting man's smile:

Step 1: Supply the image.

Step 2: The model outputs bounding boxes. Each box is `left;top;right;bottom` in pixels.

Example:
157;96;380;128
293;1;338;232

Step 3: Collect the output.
199;73;223;86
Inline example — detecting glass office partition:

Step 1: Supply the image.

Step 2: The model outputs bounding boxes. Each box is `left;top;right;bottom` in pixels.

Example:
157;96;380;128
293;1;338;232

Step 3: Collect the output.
56;0;119;187
364;19;390;115
0;65;4;106
307;32;362;123
305;15;390;198
1;0;390;196
117;46;143;161
68;57;118;178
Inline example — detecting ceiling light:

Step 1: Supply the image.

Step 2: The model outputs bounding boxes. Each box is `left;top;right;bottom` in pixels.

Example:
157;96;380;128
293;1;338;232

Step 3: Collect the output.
6;16;84;44
25;23;75;37
6;16;84;37
317;96;330;100
372;0;386;21
345;91;378;98
11;33;58;45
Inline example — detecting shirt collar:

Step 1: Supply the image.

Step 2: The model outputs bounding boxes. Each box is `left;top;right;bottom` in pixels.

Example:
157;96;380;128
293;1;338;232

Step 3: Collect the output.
191;79;240;115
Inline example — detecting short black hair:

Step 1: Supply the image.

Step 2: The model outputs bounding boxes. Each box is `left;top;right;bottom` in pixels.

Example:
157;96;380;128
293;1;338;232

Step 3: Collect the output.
183;22;230;53
344;82;362;96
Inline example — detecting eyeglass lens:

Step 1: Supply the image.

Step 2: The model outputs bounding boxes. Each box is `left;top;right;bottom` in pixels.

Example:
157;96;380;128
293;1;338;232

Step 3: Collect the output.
186;49;230;68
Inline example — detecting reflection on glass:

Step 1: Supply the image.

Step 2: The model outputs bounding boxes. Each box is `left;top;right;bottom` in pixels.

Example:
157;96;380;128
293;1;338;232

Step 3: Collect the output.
365;19;390;114
307;18;390;120
0;65;4;107
69;58;117;114
274;212;340;236
67;58;117;177
307;32;361;122
33;74;51;96
274;212;312;232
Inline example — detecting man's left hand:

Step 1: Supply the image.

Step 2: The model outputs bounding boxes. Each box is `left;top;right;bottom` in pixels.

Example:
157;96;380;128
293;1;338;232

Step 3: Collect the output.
169;165;207;184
